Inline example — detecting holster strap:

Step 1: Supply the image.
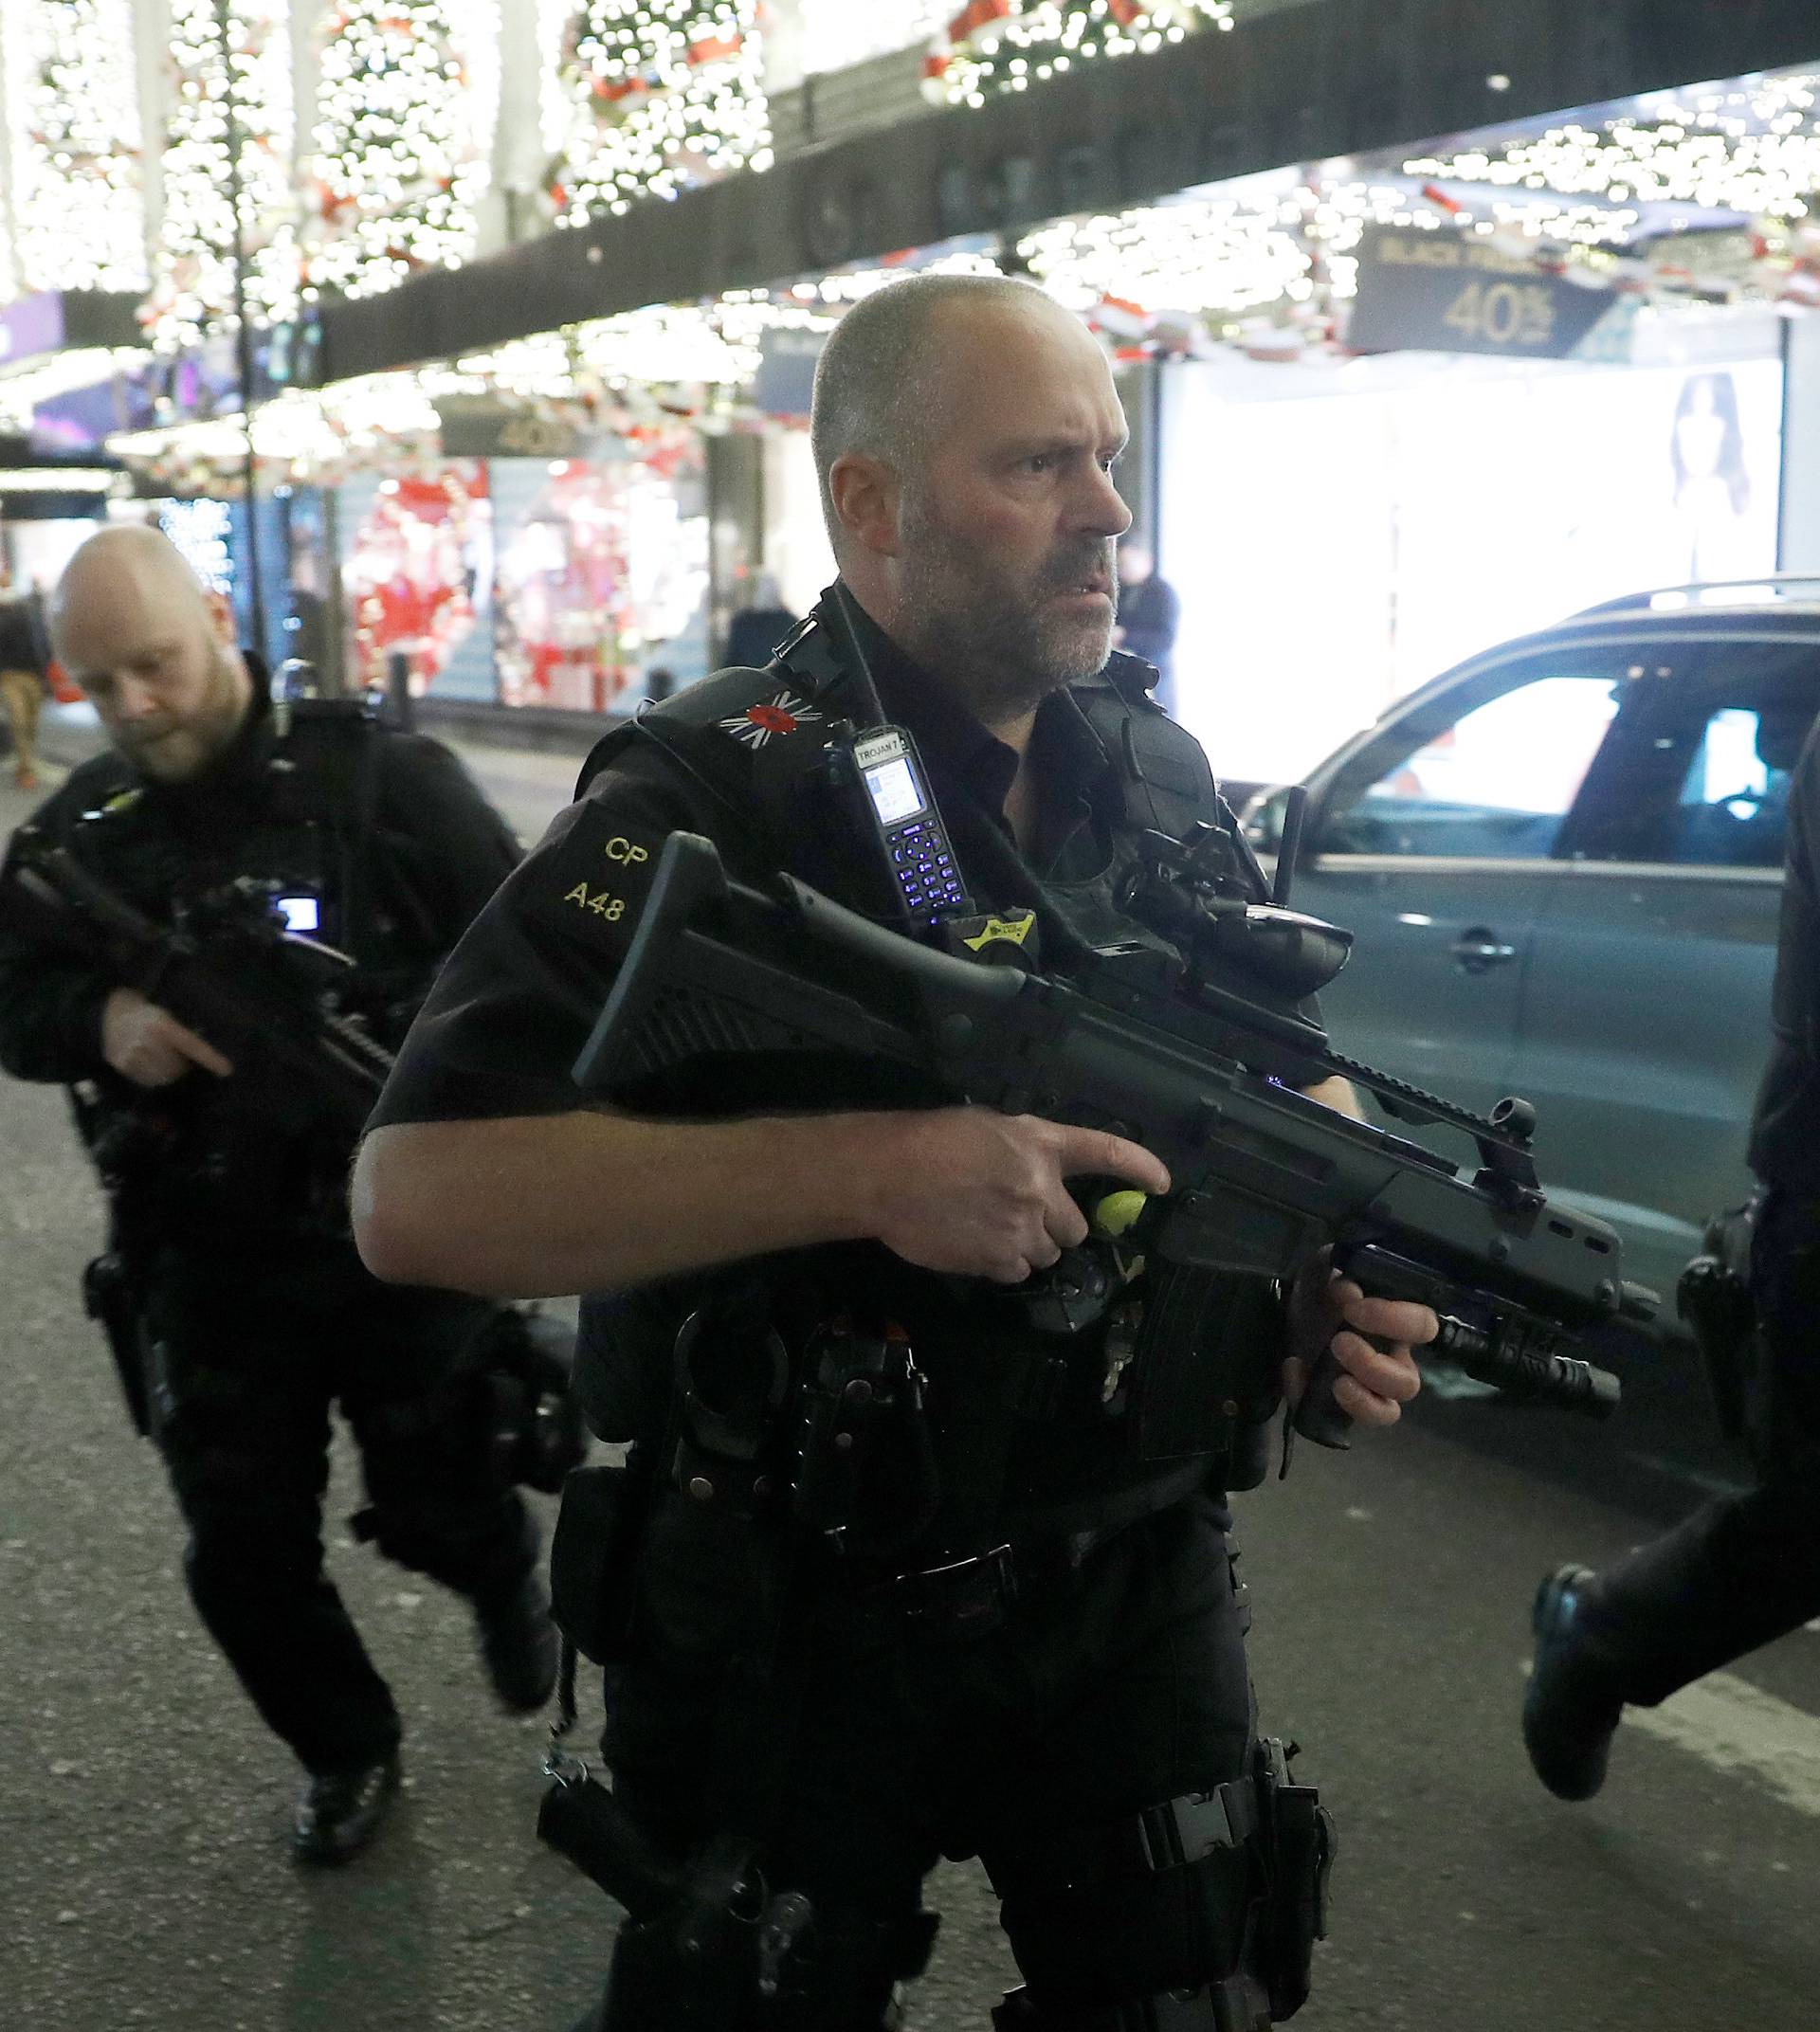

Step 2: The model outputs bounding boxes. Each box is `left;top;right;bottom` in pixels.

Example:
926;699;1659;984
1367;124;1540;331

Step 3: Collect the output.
987;1779;1259;1902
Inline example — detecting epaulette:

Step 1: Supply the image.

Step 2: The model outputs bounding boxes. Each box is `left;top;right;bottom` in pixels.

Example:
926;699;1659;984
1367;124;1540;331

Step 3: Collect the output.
574;662;843;871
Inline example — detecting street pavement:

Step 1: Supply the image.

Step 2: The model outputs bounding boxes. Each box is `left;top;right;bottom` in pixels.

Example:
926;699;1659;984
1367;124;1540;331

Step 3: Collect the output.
5;742;1820;2030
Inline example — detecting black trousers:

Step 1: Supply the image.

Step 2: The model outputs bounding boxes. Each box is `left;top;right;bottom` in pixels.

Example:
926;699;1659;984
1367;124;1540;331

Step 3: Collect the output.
141;1236;538;1775
1584;1191;1820;1704
585;1489;1257;2025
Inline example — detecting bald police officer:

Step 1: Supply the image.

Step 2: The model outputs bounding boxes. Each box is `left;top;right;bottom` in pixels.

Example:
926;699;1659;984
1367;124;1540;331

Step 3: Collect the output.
0;528;557;1864
355;278;1431;2027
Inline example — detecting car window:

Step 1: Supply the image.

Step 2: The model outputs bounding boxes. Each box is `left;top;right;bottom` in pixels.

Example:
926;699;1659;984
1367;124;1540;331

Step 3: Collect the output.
1562;643;1820;866
1315;674;1622;859
1663;706;1803;867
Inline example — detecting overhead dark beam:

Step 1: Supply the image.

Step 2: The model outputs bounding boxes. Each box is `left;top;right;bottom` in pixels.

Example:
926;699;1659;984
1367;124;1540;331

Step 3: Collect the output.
318;0;1820;382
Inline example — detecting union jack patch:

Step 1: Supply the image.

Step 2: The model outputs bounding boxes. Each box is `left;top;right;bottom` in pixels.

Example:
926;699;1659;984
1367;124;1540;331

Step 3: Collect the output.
719;689;823;749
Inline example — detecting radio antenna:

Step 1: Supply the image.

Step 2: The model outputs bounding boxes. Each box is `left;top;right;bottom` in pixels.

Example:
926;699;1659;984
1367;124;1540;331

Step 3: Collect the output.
1271;787;1309;908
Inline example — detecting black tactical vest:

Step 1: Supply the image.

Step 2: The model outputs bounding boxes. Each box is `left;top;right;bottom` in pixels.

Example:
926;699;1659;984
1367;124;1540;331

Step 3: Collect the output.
573;608;1286;1533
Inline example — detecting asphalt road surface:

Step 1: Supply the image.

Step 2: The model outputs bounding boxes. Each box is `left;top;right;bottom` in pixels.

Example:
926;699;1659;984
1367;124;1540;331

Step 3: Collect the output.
5;746;1820;2031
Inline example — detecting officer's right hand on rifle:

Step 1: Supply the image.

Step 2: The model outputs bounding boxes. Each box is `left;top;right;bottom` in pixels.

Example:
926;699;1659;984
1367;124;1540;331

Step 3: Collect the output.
865;1104;1171;1283
100;985;233;1088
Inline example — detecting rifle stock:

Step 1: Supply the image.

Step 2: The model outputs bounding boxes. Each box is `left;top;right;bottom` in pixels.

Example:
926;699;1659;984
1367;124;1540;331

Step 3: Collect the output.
573;833;1652;1446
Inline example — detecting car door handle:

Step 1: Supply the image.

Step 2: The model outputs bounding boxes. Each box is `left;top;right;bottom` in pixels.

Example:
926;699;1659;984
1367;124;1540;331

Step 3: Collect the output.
1453;928;1519;973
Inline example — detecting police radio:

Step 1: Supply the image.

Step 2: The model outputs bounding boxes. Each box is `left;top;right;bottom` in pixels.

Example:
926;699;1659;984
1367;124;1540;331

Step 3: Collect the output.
838;723;972;933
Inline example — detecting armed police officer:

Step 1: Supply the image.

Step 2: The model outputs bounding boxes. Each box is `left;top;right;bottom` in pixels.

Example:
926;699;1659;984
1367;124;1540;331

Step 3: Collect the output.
1524;705;1820;1802
353;275;1433;2030
0;527;561;1865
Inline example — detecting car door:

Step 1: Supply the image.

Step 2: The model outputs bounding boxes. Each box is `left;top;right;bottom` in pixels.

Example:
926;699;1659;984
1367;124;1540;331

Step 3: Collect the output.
1503;640;1820;1308
1288;650;1633;1119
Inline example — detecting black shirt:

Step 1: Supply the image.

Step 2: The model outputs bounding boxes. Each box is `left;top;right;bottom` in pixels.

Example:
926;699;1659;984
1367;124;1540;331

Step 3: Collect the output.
370;595;1261;1536
371;604;1143;1131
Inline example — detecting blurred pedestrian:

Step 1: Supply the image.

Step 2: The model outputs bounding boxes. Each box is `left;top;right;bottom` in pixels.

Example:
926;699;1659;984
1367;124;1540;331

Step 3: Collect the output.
1112;540;1181;694
0;572;49;789
723;572;797;669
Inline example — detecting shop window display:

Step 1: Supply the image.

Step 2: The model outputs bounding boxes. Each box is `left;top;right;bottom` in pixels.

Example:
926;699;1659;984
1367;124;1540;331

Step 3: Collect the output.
344;465;487;697
492;437;709;713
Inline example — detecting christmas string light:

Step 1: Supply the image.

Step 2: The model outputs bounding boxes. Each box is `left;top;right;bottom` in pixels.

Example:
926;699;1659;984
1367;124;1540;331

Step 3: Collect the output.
149;1;300;352
792;0;949;77
1406;73;1820;223
545;2;771;225
307;0;498;299
3;0;147;293
931;0;1230;109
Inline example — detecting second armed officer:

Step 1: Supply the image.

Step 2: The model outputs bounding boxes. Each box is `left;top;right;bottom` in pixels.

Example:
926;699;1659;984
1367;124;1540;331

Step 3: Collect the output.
0;527;569;1864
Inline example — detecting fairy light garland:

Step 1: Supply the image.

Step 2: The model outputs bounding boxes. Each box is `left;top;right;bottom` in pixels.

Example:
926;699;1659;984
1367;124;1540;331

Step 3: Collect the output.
931;0;1230;109
546;2;771;225
150;0;299;352
3;0;147;292
1407;75;1820;224
307;0;497;299
792;0;949;76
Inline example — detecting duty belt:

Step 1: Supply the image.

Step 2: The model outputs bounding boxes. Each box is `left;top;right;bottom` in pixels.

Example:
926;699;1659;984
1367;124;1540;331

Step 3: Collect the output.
853;1509;1150;1642
830;1460;1213;1642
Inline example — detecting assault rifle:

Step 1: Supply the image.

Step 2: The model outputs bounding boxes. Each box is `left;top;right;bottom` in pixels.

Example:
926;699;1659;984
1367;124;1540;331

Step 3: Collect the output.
572;832;1655;1449
0;828;393;1141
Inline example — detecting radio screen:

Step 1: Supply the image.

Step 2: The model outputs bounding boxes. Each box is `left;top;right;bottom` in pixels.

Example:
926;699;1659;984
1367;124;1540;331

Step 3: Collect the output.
864;756;924;827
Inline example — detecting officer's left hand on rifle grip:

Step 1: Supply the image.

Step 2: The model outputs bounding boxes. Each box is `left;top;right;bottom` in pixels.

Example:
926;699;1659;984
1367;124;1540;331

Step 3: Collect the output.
1287;1267;1431;1451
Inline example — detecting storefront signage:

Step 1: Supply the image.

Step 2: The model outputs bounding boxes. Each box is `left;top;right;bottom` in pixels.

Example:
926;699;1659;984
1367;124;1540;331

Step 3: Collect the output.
752;329;825;419
0;296;61;363
1347;225;1617;359
0;290;144;370
435;397;580;460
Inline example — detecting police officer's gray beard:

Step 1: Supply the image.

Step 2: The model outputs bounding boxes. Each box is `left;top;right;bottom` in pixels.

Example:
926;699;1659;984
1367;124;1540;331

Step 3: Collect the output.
897;553;1114;726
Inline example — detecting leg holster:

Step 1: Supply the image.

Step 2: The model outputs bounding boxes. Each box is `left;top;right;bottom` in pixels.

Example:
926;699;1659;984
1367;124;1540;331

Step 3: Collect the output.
541;1769;937;2030
988;1738;1336;2030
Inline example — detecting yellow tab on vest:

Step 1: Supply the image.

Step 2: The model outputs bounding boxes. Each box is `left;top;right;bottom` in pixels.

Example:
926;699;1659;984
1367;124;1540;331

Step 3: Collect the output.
961;912;1037;952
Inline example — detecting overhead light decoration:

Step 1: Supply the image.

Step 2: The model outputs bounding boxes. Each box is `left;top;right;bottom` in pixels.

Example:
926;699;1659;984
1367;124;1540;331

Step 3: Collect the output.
3;0;148;293
544;2;771;225
149;1;300;352
1406;73;1820;220
307;0;499;300
158;498;236;589
929;0;1231;107
792;0;949;77
1404;72;1820;309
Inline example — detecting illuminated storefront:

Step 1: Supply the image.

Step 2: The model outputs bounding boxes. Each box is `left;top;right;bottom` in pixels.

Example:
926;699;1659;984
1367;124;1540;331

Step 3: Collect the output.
328;419;713;710
1158;318;1788;786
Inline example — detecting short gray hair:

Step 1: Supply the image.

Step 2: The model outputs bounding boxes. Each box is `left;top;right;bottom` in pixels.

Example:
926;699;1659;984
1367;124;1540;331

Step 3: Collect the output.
809;272;1054;551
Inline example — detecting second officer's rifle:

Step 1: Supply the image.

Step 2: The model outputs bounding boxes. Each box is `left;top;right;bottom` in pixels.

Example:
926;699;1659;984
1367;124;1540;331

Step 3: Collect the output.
0;831;393;1141
573;830;1657;1449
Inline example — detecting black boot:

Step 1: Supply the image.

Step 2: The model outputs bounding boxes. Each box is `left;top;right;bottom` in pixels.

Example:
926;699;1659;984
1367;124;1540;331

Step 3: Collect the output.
293;1751;403;1864
475;1570;558;1713
1523;1566;1625;1802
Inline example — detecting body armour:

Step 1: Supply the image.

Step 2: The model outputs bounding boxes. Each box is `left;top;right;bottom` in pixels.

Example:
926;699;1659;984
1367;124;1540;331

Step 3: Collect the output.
570;606;1293;1545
